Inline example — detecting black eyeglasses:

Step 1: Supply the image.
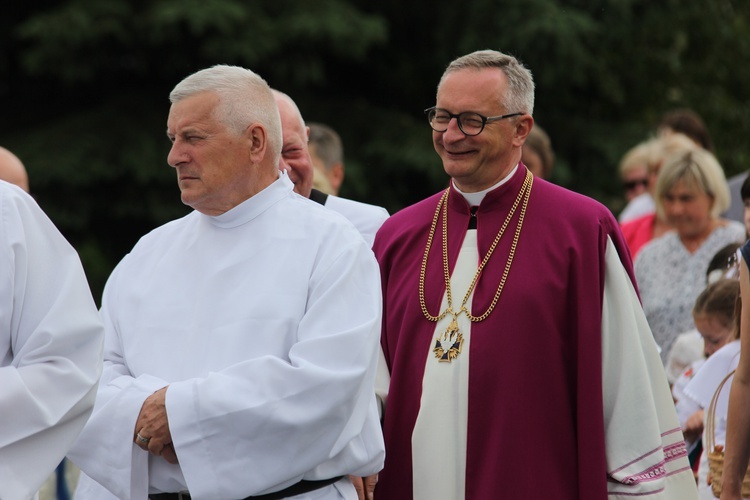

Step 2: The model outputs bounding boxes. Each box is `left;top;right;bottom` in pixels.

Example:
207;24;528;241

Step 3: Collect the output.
425;106;523;136
622;179;648;191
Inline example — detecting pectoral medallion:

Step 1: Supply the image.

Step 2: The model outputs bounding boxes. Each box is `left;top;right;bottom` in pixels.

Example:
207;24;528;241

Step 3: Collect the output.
420;171;533;365
433;318;463;362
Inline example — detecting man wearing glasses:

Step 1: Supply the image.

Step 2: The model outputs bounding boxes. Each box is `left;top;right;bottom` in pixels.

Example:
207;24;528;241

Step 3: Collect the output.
372;50;698;499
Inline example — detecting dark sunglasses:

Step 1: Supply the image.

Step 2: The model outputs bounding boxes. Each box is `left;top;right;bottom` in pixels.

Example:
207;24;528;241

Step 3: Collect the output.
623;179;648;191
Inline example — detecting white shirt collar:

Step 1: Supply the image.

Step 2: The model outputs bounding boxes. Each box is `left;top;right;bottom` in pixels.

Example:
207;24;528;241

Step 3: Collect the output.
208;172;292;228
452;164;519;207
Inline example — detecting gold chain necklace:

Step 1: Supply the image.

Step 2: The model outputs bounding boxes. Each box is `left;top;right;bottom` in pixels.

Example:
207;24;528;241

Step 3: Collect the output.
419;169;533;362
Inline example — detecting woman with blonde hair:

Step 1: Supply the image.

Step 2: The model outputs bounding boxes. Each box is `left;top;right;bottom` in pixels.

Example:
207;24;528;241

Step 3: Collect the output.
635;148;746;363
620;134;699;258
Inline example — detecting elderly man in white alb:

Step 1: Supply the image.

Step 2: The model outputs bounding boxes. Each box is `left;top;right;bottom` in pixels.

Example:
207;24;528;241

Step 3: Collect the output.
0;179;103;500
272;90;389;248
68;65;384;500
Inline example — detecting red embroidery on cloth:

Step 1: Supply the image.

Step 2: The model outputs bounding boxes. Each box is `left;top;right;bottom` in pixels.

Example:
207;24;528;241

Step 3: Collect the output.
622;463;666;485
663;441;687;462
607;434;689;487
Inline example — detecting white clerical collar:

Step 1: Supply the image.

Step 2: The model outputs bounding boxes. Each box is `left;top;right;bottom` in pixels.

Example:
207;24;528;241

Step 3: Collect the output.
453;164;519;207
208;172;292;228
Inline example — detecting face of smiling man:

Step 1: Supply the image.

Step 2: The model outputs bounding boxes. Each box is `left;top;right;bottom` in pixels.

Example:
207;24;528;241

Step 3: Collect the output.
433;68;532;193
274;92;314;198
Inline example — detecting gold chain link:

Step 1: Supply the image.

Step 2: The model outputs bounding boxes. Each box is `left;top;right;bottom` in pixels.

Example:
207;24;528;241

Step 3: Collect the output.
419;188;451;322
419;169;533;323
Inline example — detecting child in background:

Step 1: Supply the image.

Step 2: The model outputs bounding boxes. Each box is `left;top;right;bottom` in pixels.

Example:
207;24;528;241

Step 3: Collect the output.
673;279;740;481
667;243;741;385
678;278;742;499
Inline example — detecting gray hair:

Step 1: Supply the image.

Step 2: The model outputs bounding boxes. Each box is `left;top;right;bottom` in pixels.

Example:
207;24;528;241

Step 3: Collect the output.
308;122;343;171
439;49;535;115
655;148;731;220
170;65;282;164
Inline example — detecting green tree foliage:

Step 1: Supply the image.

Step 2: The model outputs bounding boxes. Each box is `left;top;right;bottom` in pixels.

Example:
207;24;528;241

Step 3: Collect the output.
2;0;750;300
1;0;388;300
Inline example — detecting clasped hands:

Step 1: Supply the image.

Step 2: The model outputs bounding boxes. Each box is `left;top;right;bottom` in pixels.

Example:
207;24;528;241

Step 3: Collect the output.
133;386;178;464
133;387;377;499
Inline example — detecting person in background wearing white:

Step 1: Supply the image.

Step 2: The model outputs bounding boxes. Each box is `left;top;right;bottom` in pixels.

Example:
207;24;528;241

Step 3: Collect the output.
273;90;389;248
0;177;103;500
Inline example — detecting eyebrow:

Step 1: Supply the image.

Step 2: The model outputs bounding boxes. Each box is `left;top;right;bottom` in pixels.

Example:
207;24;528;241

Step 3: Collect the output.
166;127;204;139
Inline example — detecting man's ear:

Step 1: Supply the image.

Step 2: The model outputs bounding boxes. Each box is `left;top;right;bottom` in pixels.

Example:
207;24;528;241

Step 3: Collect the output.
247;123;268;162
513;115;534;148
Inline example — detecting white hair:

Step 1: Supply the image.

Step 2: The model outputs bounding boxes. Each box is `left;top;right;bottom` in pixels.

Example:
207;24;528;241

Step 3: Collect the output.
170;65;282;164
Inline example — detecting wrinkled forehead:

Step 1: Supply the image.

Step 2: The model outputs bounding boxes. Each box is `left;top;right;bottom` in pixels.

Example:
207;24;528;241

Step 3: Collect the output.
167;92;220;133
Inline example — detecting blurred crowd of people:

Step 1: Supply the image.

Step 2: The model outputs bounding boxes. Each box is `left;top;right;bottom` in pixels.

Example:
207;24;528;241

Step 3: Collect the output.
613;108;750;500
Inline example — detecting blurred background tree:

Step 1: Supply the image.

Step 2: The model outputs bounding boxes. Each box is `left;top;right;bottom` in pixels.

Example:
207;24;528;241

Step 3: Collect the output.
2;0;750;301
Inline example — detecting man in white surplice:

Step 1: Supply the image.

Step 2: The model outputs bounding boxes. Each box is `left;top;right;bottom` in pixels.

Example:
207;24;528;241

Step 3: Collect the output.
68;65;384;500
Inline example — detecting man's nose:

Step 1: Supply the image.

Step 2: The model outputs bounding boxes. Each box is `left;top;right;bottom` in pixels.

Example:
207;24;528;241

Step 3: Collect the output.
167;143;186;168
442;118;465;143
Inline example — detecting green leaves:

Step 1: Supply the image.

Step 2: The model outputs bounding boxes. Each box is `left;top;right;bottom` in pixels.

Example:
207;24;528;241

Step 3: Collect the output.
15;0;387;85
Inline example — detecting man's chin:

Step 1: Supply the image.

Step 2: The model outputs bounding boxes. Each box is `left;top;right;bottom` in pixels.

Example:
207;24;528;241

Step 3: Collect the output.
442;161;475;180
180;191;199;208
